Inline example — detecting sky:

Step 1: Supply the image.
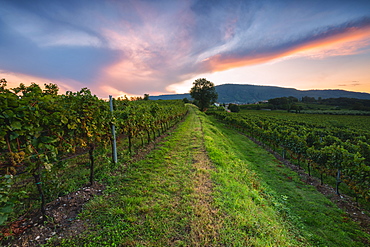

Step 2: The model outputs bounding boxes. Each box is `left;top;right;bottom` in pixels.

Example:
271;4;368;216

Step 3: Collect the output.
1;0;370;98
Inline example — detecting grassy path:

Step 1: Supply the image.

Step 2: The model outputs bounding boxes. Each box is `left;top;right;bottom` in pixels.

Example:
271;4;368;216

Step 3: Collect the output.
49;105;369;246
53;105;222;246
188;112;222;245
203;112;369;246
200;109;303;247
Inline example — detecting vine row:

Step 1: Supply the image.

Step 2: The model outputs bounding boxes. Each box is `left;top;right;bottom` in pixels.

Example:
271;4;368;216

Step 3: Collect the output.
0;79;187;224
209;109;370;202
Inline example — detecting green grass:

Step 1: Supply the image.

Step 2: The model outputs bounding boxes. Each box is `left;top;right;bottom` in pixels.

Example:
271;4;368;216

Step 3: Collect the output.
49;105;219;246
7;121;172;225
43;105;369;246
200;111;306;246
204;114;369;246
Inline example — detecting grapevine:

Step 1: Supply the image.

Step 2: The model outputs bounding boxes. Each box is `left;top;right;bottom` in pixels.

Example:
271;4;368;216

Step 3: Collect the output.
209;109;370;201
0;79;187;225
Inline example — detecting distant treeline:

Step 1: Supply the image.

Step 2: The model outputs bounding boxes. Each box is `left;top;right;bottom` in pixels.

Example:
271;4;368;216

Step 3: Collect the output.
302;96;370;111
266;96;370;111
319;98;370;111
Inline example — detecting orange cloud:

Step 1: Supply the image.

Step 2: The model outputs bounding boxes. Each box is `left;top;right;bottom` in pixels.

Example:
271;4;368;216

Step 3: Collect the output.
206;23;370;72
98;85;140;99
0;70;83;94
291;25;370;58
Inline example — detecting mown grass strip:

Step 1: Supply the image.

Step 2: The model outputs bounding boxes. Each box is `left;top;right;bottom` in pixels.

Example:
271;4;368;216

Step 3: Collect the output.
189;110;222;246
49;105;221;246
199;110;305;246
204;113;370;247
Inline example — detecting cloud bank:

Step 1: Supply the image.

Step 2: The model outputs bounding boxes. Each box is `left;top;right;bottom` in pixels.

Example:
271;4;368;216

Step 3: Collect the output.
0;0;370;97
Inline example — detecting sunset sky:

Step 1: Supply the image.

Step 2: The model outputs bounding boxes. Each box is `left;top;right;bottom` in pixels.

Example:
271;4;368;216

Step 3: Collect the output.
1;0;370;98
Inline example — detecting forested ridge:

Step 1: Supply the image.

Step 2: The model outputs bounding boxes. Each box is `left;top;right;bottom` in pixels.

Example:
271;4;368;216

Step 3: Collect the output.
150;84;370;103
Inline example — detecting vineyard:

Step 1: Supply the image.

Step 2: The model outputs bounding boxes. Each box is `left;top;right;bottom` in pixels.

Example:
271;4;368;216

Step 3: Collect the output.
0;79;187;226
2;80;370;246
208;108;370;202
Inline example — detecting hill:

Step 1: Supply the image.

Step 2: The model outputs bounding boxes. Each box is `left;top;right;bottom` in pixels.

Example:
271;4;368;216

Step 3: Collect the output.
149;84;370;103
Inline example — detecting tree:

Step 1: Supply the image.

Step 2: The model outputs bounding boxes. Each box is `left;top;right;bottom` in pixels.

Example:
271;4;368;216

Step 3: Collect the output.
43;83;59;95
302;96;316;103
228;103;240;112
268;96;298;111
190;78;218;111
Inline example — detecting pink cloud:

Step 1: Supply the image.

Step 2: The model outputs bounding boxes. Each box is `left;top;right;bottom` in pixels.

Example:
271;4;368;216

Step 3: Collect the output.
0;70;84;94
204;20;370;72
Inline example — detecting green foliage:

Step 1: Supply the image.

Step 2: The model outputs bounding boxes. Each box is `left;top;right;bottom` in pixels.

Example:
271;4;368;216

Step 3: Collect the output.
301;109;370;115
302;96;316;103
205;113;369;246
228;103;240;112
0;80;187;226
268;96;298;110
0;175;14;225
52;106;369;246
321;97;370;111
190;78;218;111
49;105;198;246
209;109;370;201
114;99;187;153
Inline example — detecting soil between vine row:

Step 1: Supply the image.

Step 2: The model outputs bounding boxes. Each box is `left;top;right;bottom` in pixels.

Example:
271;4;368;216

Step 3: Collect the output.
1;120;183;247
247;134;370;237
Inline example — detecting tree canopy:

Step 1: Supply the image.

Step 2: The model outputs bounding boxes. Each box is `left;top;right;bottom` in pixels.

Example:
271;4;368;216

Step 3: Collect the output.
228;103;240;112
190;78;218;111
